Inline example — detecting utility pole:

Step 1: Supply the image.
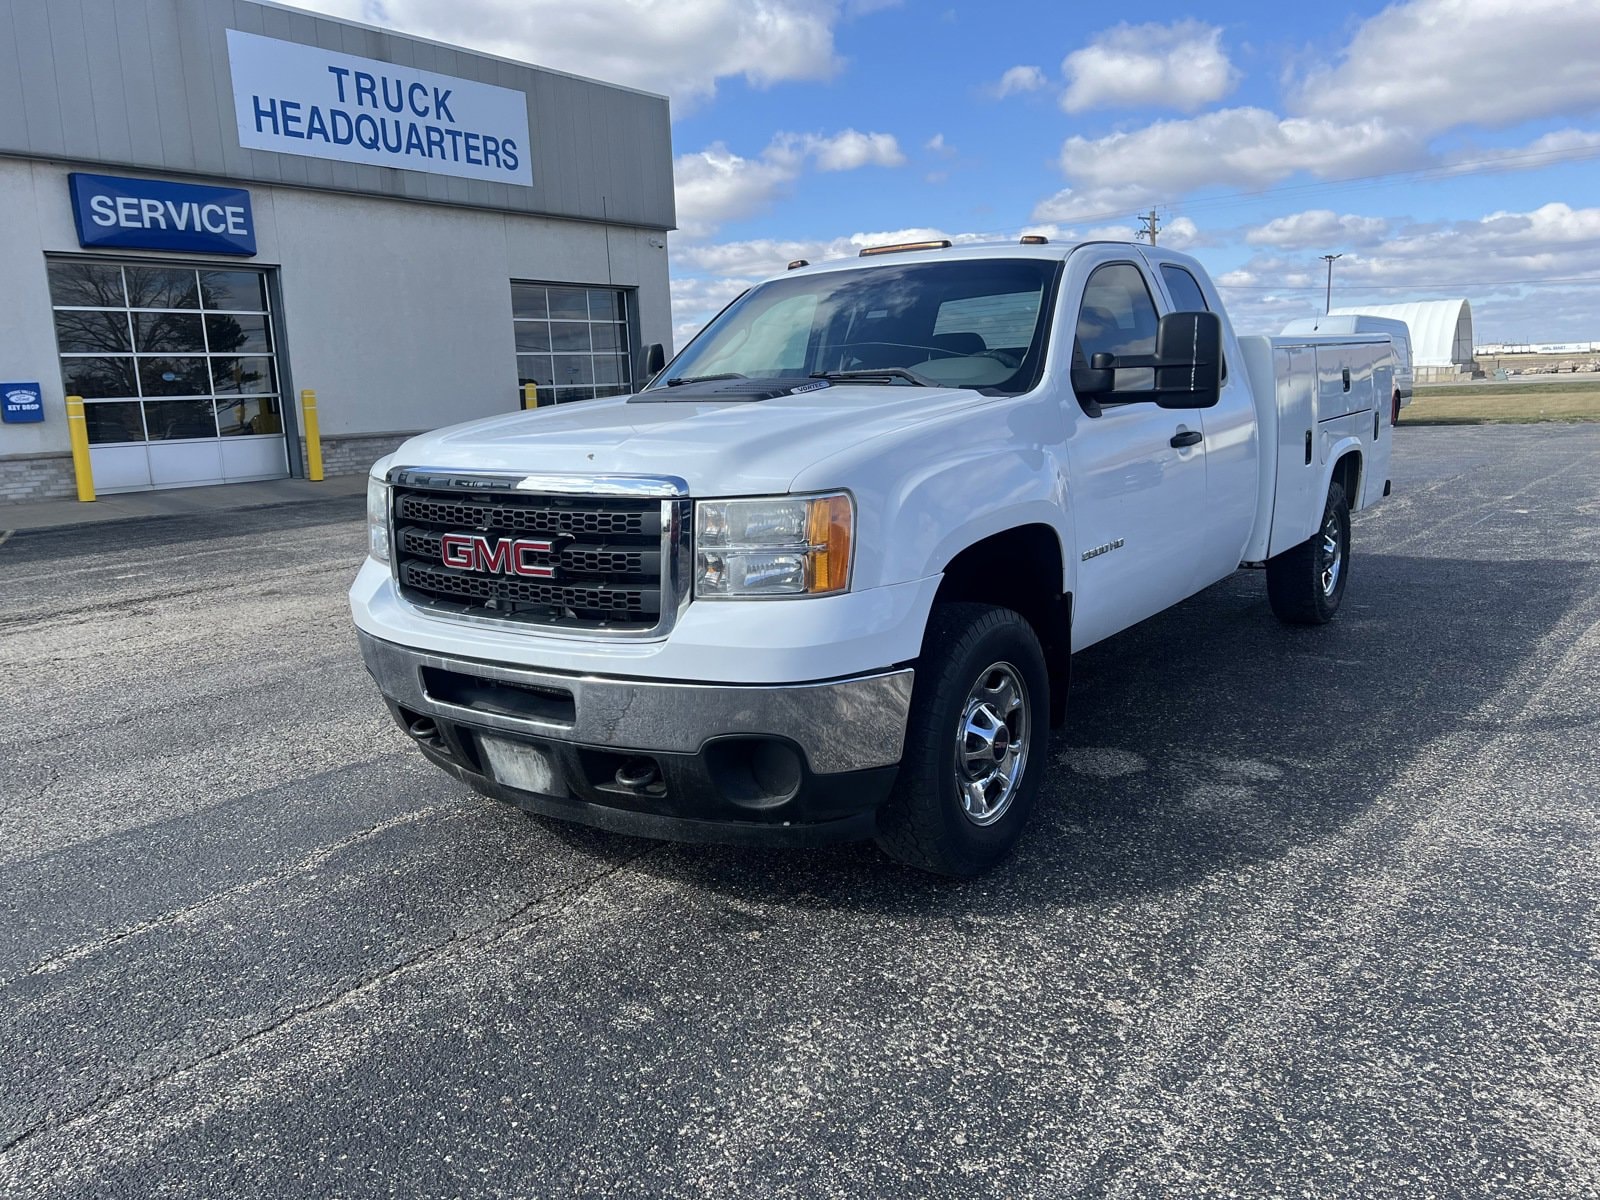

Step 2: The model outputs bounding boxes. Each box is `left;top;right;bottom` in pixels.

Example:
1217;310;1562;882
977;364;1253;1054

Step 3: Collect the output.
1138;209;1161;245
1321;253;1343;314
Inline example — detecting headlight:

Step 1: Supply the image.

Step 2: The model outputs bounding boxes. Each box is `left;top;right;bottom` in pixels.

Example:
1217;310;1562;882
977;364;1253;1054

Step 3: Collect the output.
695;493;853;598
366;476;391;563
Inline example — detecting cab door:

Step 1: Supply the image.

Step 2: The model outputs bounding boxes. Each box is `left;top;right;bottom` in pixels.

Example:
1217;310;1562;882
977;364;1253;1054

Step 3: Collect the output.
1062;257;1211;649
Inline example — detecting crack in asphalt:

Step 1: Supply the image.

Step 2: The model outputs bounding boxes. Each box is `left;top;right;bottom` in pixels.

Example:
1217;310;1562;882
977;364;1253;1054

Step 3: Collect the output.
0;803;453;991
0;840;660;1162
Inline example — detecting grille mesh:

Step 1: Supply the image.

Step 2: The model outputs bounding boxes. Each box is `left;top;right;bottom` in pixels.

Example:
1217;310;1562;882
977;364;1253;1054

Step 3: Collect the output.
392;485;667;629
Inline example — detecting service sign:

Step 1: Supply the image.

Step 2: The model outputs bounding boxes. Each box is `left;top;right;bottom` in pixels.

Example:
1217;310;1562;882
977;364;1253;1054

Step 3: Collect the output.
226;29;534;187
69;173;257;256
2;382;45;424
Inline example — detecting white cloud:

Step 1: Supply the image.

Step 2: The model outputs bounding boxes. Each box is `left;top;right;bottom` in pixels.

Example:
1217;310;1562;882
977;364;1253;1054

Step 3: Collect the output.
1247;210;1391;249
794;130;906;172
989;65;1048;98
1061;20;1237;113
925;133;956;156
674;130;905;236
1294;0;1600;135
295;0;851;112
1058;108;1423;197
1217;201;1600;339
1031;184;1158;224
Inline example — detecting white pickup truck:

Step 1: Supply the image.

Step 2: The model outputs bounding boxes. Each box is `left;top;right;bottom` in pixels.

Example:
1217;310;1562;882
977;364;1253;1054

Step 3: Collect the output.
351;239;1395;875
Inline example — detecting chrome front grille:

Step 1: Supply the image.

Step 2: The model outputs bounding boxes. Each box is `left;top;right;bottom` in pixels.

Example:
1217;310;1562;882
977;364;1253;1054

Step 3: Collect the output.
388;470;689;637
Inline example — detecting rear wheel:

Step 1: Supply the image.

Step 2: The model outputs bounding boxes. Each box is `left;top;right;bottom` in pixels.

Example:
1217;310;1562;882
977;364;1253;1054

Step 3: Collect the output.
1266;481;1350;625
875;603;1049;876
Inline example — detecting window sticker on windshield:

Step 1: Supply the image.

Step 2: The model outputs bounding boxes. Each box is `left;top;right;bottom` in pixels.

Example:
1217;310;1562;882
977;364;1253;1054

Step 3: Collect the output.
789;380;831;394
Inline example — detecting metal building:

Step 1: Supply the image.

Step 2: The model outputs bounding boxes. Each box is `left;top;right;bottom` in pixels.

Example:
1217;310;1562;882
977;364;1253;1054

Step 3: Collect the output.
0;0;674;501
1329;300;1475;382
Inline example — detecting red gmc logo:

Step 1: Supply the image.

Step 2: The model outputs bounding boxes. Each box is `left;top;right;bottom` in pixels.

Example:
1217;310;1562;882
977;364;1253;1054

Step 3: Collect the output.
440;533;557;578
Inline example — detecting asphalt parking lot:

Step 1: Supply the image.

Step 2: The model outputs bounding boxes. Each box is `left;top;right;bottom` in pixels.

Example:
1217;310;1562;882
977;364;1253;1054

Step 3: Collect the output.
2;424;1597;1198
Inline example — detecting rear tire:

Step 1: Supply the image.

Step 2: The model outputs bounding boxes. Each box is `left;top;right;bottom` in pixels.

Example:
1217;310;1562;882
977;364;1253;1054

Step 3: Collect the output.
1266;481;1350;625
875;603;1049;876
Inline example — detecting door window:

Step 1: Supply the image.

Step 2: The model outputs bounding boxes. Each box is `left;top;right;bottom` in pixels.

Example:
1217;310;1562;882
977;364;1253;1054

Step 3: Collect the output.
1159;265;1209;312
1075;263;1158;393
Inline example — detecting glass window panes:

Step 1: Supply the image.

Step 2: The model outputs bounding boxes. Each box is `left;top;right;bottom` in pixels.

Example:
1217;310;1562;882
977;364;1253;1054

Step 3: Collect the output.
211;356;276;394
216;396;283;436
139;357;211;397
514;324;552;353
133;311;205;353
547;287;590;320
62;357;138;399
511;283;548;320
205;313;271;354
198;270;268;312
51;260;281;444
550;322;591;352
53;309;132;354
124;266;199;309
49;261;126;308
510;283;630;406
144;398;218;440
84;401;145;444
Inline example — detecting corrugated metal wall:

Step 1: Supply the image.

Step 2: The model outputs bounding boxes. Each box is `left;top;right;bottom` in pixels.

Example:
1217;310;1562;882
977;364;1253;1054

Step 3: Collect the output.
0;0;675;229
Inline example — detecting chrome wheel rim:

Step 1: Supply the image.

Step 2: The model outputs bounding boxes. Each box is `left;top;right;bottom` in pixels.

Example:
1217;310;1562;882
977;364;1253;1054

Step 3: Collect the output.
1320;512;1343;597
954;662;1030;826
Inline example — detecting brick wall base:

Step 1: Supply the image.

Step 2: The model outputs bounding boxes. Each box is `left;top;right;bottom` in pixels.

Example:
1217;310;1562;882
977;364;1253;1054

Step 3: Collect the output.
304;432;423;479
0;454;78;504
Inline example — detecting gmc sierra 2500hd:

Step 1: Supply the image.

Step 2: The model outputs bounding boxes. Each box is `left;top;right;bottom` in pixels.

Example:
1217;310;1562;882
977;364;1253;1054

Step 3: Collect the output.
351;239;1394;875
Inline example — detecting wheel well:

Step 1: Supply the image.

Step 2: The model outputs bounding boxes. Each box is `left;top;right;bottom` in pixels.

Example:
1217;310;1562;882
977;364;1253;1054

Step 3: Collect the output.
1332;450;1362;510
932;524;1071;726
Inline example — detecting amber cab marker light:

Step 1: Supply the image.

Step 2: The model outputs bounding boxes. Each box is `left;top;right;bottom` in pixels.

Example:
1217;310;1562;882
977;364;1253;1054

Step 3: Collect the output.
1019;235;1049;245
858;239;953;257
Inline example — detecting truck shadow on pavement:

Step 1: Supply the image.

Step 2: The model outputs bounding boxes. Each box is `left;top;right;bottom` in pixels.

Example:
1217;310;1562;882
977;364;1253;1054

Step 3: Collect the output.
617;551;1592;913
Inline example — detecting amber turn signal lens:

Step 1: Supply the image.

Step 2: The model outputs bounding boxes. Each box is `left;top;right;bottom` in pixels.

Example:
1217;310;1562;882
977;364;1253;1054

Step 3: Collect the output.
807;493;853;594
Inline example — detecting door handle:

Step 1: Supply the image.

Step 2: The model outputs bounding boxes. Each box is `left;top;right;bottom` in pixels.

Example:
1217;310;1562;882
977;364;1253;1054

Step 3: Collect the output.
1170;430;1203;448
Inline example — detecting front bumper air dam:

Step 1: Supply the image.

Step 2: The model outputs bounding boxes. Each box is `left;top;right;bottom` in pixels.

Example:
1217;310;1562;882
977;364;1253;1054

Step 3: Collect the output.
356;630;914;846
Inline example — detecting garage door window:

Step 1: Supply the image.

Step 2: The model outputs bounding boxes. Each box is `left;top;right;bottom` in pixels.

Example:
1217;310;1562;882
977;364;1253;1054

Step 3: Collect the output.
49;262;282;444
511;283;631;404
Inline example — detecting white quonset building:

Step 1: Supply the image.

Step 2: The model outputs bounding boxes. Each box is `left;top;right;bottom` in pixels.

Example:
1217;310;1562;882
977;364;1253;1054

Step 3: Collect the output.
0;0;674;501
1329;300;1475;382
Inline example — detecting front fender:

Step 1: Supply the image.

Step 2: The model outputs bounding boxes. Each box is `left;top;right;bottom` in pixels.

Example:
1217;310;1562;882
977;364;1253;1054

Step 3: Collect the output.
792;394;1074;593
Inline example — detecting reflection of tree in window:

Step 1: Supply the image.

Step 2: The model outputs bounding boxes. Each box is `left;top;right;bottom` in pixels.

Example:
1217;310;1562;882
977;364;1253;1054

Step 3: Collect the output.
47;262;125;308
124;267;200;310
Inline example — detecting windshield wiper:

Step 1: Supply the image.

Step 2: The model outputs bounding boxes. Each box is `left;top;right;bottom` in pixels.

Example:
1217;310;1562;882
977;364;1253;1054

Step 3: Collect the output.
810;368;935;387
666;372;747;387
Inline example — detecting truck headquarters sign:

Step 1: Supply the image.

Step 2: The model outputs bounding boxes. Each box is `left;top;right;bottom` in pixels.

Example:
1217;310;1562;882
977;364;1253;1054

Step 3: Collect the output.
226;30;534;188
69;173;257;256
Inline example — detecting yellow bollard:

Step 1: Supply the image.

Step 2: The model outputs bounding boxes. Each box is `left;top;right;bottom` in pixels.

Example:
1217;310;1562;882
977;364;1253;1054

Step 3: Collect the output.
64;395;96;502
522;382;539;410
300;389;324;482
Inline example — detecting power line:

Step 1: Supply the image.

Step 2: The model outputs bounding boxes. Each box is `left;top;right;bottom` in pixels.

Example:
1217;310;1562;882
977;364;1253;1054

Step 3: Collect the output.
1218;275;1600;291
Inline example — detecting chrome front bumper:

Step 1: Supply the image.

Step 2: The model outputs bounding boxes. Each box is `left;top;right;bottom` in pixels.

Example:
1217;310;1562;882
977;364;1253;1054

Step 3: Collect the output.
355;630;913;774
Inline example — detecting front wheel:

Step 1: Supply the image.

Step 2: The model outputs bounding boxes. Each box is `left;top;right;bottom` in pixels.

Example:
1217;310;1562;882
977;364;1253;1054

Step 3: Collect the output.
875;603;1049;876
1266;481;1350;625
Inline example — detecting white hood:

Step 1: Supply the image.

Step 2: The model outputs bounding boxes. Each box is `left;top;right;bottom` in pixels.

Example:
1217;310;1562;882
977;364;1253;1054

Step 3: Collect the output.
389;385;987;495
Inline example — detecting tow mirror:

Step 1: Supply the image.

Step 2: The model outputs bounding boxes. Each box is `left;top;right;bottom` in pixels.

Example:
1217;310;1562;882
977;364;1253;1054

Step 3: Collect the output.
1071;311;1224;409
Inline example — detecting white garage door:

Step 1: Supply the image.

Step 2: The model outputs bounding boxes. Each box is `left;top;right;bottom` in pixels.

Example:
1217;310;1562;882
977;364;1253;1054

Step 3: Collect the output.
49;259;289;494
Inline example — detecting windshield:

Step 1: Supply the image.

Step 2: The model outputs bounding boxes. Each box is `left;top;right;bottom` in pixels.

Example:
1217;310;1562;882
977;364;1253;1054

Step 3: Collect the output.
652;258;1063;395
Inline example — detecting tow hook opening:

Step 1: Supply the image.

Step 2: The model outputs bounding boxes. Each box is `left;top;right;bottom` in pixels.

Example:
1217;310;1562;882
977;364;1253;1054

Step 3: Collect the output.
615;757;663;791
406;715;441;745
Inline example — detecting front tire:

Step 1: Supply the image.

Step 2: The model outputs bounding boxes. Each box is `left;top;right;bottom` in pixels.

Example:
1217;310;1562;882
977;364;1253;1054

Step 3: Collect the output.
875;603;1049;876
1266;481;1350;625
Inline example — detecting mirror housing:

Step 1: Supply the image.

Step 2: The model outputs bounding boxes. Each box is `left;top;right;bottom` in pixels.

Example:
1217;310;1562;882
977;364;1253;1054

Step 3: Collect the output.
1070;311;1224;409
644;342;666;380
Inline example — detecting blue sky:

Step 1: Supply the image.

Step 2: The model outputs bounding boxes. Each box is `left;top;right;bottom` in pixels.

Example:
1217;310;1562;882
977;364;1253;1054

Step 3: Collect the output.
307;0;1600;345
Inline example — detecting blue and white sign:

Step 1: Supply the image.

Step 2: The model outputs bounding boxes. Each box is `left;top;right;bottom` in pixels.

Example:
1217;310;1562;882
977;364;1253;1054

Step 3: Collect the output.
2;382;45;424
69;173;257;256
226;29;533;187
